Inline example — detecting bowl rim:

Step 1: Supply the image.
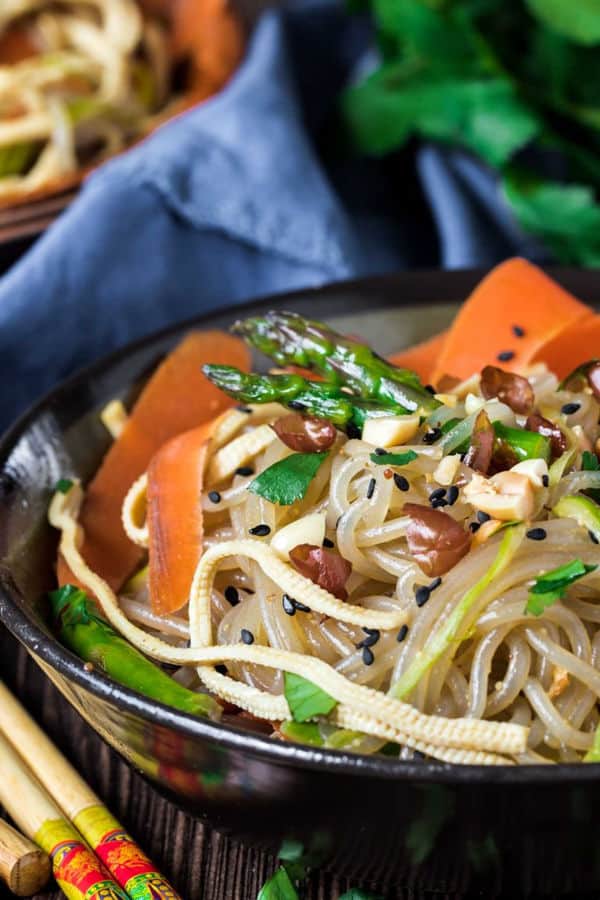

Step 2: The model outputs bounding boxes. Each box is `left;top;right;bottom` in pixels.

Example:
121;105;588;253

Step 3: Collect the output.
2;265;600;786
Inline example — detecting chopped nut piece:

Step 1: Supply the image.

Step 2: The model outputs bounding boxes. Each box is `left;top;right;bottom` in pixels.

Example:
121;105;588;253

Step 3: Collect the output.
463;471;534;521
433;455;461;486
548;666;570;700
362;414;419;448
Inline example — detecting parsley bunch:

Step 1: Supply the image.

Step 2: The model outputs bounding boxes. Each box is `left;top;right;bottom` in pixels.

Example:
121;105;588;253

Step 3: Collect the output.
343;0;600;265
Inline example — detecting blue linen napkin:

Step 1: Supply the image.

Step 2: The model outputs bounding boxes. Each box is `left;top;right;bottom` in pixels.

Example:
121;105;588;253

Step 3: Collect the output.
0;1;546;430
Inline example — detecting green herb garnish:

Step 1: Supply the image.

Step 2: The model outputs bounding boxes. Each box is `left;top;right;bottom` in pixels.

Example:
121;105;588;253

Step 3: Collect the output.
279;721;324;747
257;867;299;900
583;450;600;471
526;559;598;616
284;672;337;722
55;478;74;494
248;453;329;506
369;449;417;466
585;725;600;762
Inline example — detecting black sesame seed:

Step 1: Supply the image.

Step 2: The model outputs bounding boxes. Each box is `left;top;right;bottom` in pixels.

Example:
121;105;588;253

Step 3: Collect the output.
215;664;228;675
235;465;254;477
542;474;549;488
394;473;410;492
446;485;459;506
561;402;581;415
422;427;442;445
431;498;448;509
361;631;380;648
288;400;306;411
241;629;254;645
374;447;387;456
589;530;599;544
396;624;409;643
208;490;221;504
362;646;374;666
497;350;515;362
526;527;547;541
477;511;491;524
294;600;311;613
415;585;431;607
429;577;442;592
282;594;296;616
512;325;525;338
429;487;447;502
249;523;271;536
346;423;361;439
323;537;335;548
236;405;252;414
366;477;376;500
425;384;436;395
469;521;481;533
224;586;239;606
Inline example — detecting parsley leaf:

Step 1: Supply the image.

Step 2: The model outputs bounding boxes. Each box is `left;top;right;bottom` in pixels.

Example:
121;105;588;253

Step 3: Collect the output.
583;450;600;471
525;0;600;46
257;867;299;900
503;172;600;267
55;478;73;494
249;453;329;506
284;672;337;722
526;559;597;616
343;69;539;167
369;449;417;466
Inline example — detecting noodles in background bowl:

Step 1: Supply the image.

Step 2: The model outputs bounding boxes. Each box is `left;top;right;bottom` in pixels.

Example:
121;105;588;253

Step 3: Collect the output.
0;0;243;203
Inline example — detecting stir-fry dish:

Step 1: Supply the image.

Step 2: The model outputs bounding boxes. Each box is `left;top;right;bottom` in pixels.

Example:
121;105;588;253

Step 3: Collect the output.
0;0;174;198
48;259;600;765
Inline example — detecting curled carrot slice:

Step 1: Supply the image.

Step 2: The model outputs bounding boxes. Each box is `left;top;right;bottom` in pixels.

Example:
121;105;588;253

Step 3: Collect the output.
430;258;592;384
57;331;250;593
147;418;221;615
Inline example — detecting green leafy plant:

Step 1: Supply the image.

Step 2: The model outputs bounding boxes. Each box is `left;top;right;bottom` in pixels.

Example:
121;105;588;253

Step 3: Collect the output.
369;449;418;466
343;0;600;264
284;672;337;722
526;558;598;615
249;453;329;505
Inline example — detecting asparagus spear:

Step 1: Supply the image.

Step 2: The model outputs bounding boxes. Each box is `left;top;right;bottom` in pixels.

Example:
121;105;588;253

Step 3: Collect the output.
48;585;221;720
232;311;439;415
202;365;407;434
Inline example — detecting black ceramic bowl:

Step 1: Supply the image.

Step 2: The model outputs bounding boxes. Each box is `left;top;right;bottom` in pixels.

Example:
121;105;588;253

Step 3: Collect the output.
2;268;600;898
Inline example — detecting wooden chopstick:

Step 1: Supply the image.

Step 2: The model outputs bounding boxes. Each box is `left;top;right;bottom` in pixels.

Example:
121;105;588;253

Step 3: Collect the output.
0;730;128;898
0;682;182;900
0;819;50;897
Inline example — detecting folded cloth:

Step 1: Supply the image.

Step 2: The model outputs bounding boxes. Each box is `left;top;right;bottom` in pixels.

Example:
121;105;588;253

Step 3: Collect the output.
0;1;548;430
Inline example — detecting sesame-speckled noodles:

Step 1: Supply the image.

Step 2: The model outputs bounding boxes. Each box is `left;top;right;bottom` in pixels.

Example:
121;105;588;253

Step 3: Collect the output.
49;352;600;766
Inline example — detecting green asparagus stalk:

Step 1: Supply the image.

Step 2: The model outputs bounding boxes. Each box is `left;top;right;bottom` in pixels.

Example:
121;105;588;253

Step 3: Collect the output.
232;311;439;415
203;365;407;433
48;585;221;720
